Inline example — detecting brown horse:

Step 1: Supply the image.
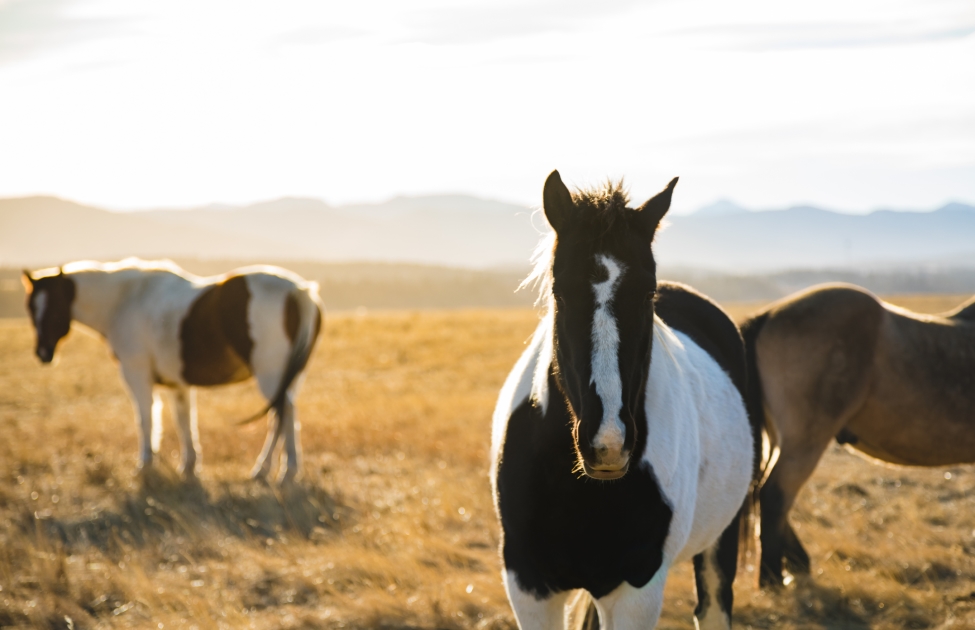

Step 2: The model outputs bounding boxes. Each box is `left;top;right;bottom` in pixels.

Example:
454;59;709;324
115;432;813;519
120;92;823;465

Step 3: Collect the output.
741;283;975;586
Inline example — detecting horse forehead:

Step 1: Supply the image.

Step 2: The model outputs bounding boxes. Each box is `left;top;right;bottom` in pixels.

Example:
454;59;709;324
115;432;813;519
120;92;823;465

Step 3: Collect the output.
592;254;625;299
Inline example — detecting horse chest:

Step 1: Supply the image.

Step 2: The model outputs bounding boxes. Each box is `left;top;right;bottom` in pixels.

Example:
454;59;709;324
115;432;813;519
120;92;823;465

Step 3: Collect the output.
497;399;673;599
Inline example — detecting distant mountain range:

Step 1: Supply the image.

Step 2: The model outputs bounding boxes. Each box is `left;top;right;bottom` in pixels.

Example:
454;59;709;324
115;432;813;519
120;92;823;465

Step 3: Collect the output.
2;194;974;272
0;195;539;269
657;201;975;272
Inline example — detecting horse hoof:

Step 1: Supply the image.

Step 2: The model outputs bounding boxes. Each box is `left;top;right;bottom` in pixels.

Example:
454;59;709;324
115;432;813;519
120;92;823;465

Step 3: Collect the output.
277;469;299;486
759;571;786;589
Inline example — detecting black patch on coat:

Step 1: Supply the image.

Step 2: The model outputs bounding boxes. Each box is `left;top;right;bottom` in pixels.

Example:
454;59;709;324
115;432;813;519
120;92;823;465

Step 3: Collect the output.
180;275;254;386
497;373;673;600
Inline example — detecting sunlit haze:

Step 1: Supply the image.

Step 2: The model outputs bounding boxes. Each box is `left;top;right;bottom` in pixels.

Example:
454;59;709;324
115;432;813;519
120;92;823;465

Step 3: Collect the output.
1;0;973;213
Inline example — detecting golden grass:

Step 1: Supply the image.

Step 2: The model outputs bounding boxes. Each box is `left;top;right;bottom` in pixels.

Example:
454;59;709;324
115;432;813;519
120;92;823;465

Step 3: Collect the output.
1;295;975;629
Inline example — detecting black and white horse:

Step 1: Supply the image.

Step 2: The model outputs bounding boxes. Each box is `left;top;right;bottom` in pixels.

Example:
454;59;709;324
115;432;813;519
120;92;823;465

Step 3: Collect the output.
491;172;760;629
22;259;323;483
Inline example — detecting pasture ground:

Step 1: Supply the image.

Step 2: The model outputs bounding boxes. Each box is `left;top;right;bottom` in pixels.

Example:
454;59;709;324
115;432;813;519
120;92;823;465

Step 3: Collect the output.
2;296;975;629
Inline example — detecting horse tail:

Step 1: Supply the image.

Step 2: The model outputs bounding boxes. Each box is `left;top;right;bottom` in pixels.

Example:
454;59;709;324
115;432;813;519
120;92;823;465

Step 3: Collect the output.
237;283;323;430
738;309;771;581
565;591;600;630
741;310;770;482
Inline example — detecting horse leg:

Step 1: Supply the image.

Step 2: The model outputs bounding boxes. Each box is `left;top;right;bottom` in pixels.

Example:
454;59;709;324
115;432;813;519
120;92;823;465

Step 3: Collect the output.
171;387;201;479
502;570;572;630
759;441;830;587
693;509;741;630
250;372;283;480
277;391;302;484
120;364;158;470
249;410;279;481
595;577;667;630
781;518;811;574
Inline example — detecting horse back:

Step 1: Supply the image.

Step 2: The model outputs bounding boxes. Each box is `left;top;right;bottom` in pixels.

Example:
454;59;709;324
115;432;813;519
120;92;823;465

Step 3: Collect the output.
760;284;884;417
654;281;746;398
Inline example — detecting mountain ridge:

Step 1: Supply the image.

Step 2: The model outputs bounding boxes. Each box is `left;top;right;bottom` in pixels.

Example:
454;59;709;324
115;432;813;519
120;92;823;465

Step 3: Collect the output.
3;194;975;271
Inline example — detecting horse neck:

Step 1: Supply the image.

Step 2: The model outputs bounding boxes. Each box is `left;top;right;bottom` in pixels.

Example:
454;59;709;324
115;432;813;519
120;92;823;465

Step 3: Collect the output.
69;269;136;337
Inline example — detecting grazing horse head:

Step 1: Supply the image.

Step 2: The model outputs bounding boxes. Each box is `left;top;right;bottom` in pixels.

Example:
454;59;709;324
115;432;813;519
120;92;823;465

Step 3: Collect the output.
22;268;76;364
542;170;678;481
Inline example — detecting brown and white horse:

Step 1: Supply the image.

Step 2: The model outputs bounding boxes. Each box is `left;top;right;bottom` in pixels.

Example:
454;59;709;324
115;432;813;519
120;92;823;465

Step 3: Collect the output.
22;258;323;483
742;283;975;586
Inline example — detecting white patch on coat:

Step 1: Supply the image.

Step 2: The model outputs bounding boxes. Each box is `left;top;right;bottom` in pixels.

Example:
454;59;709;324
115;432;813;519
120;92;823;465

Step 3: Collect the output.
595;576;668;630
32;291;48;329
590;254;626;454
642;315;753;568
502;570;572;630
490;314;551;481
530;308;553;414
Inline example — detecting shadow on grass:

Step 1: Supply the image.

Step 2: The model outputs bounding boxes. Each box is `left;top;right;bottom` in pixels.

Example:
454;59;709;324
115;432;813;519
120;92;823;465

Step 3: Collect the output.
741;574;942;630
20;466;348;555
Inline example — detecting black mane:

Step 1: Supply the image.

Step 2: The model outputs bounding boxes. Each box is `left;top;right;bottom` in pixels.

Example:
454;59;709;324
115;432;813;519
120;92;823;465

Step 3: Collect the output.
570;180;632;234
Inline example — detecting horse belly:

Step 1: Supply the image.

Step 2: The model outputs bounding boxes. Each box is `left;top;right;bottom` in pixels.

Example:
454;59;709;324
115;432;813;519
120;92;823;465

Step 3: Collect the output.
845;399;975;466
680;412;753;562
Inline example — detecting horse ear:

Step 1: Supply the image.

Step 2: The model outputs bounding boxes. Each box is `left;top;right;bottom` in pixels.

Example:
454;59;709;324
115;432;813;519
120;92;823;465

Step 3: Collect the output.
636;177;679;234
21;270;34;293
543;170;575;233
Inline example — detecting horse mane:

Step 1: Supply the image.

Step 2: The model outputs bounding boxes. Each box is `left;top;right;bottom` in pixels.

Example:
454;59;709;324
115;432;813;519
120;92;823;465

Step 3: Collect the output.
572;179;630;229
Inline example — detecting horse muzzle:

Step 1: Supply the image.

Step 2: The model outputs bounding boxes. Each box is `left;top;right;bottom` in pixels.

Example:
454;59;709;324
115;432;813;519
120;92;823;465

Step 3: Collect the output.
36;347;54;364
581;449;631;480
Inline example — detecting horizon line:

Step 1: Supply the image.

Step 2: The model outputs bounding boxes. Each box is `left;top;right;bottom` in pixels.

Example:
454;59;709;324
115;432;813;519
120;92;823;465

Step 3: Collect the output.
1;191;973;217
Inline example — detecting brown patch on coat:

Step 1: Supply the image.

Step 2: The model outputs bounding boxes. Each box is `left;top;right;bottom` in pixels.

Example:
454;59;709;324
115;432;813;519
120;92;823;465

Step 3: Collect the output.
284;292;300;344
283;291;323;346
180;275;254;386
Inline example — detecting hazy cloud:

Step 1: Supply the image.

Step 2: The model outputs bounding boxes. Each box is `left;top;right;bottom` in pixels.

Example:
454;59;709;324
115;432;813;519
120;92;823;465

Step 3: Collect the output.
671;21;975;51
268;25;366;49
0;0;124;65
403;0;648;45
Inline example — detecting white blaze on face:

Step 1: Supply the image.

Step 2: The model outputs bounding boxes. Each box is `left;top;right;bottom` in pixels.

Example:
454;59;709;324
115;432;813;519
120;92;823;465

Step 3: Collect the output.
590;254;626;455
33;291;48;331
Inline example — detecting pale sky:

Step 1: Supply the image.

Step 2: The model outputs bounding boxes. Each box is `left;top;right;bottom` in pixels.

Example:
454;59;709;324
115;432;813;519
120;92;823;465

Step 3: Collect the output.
0;0;973;214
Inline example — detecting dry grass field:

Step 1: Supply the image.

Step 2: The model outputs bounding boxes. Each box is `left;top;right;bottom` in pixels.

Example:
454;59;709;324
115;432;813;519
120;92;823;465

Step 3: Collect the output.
3;294;975;629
